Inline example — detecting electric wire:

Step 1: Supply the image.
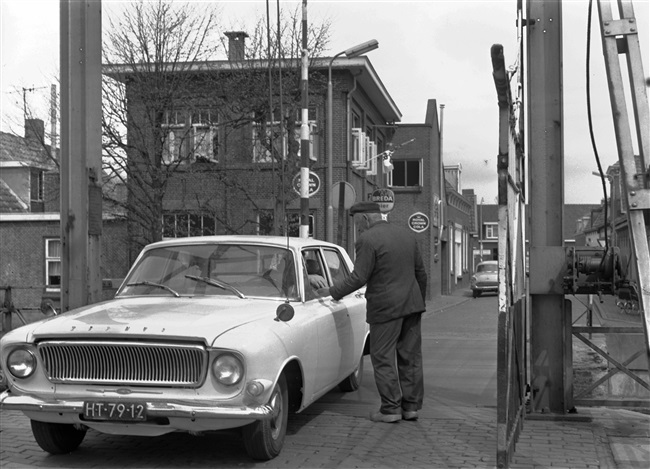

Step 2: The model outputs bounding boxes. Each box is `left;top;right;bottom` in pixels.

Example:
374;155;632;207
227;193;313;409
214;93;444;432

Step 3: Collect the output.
586;0;610;254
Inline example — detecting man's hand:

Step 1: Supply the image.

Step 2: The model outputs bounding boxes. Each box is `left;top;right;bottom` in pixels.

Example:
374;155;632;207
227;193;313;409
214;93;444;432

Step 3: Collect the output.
308;274;328;289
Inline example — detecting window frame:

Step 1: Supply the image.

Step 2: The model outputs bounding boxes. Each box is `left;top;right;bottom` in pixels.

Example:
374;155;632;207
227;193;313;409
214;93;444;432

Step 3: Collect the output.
162;109;220;164
485;223;498;239
45;237;61;291
162;212;219;238
388;159;423;188
253;117;318;164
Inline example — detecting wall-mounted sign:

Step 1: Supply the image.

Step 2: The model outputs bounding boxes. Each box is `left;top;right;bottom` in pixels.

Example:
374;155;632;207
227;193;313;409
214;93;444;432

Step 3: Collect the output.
292;171;321;196
370;188;395;212
431;194;440;227
408;212;430;233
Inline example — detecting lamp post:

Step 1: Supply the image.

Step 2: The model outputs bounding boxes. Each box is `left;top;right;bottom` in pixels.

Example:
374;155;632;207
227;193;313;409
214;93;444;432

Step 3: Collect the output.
326;39;379;243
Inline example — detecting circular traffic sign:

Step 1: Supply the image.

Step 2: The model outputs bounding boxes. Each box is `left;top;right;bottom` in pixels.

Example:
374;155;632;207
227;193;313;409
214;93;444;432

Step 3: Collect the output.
331;181;356;209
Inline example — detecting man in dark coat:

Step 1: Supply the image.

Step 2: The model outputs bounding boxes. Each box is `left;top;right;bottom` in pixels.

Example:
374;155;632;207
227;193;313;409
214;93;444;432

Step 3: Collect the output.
330;201;427;423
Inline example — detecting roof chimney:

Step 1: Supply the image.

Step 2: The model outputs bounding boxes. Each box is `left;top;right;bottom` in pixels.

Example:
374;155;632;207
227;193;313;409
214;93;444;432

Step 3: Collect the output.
225;31;248;61
25;118;45;141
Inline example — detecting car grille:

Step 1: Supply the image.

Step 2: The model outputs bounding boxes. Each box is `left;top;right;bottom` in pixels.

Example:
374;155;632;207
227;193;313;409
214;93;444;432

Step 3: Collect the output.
38;341;207;387
476;281;498;287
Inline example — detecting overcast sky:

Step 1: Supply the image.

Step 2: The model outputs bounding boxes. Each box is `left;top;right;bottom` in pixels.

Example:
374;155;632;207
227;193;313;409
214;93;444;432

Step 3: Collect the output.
1;0;648;205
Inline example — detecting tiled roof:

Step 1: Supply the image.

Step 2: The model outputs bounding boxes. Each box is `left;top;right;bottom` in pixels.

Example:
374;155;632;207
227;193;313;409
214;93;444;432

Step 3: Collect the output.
0;131;55;169
0;179;28;212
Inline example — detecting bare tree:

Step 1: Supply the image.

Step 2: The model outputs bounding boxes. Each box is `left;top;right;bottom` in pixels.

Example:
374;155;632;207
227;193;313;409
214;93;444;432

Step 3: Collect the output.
102;0;332;258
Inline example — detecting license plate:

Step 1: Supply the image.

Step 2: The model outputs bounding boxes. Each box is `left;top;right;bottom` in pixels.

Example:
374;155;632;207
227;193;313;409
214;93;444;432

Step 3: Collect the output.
83;401;147;421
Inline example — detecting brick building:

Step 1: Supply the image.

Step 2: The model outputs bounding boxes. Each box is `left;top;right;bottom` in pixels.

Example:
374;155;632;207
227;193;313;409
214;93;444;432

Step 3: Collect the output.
103;33;482;299
0;120;128;323
104;33;400;259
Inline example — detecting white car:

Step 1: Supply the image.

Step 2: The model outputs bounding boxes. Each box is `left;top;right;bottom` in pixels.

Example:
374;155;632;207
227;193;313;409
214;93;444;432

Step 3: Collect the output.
470;260;499;297
0;236;369;460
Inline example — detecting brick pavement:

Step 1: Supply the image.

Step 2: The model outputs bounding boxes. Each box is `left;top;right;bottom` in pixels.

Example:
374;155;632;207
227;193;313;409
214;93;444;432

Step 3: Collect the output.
2;403;649;468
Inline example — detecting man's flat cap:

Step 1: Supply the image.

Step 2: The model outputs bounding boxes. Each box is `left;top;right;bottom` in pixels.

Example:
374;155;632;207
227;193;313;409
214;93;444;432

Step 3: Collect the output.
349;201;381;216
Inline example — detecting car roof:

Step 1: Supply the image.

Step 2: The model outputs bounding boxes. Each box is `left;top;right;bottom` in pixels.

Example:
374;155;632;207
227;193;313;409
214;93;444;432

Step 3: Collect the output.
478;260;498;265
143;235;341;251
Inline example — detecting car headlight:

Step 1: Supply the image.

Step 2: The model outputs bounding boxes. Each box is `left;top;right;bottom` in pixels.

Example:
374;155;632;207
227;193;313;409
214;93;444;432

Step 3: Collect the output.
211;354;243;385
6;347;37;379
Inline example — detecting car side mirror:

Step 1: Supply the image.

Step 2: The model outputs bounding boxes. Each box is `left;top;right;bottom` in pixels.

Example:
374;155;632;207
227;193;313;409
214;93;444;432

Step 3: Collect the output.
275;303;294;322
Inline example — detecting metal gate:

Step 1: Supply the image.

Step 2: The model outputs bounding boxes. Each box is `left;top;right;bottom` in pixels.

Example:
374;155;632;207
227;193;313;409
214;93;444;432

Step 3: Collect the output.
492;13;528;465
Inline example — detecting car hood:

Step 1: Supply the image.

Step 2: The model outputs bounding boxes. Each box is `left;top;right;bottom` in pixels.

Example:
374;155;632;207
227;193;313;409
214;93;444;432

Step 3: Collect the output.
25;296;283;345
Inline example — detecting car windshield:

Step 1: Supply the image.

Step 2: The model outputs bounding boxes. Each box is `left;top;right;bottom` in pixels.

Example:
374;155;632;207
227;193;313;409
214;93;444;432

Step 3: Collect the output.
118;243;298;300
477;263;498;273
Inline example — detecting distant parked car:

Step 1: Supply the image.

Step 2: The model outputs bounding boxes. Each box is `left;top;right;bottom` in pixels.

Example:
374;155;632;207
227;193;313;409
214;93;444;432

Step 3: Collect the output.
0;235;369;461
471;260;498;297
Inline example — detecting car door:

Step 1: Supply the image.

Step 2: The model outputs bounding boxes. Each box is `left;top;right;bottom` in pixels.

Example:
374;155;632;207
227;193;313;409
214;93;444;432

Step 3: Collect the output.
307;247;366;394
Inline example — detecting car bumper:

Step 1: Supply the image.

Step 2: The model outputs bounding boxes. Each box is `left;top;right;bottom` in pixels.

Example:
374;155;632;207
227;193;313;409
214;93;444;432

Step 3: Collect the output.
471;286;498;292
0;390;273;420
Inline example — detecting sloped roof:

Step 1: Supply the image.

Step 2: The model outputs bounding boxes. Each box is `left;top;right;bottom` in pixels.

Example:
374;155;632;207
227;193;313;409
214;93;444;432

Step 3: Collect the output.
0;130;55;169
0;179;28;212
104;56;402;123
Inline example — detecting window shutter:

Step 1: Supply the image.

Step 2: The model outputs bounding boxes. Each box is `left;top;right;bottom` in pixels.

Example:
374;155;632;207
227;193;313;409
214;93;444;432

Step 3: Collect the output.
367;141;377;175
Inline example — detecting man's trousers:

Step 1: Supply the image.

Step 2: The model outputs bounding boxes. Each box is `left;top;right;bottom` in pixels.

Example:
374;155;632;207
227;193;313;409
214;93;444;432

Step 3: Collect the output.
369;312;424;414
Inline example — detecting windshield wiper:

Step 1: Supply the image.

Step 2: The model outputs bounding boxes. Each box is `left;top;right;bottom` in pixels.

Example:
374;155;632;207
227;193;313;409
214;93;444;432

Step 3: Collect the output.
126;281;180;297
185;275;246;299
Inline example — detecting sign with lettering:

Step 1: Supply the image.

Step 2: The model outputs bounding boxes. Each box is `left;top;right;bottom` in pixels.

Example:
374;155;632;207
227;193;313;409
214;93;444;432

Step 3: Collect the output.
292;171;321;196
408;212;430;233
370;188;395;212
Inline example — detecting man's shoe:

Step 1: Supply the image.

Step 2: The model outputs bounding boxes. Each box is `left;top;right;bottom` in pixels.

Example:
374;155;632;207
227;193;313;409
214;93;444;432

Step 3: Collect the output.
369;411;401;423
402;410;419;421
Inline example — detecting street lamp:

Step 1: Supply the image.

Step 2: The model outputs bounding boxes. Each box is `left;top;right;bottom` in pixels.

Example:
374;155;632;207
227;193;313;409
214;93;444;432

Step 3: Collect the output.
326;39;379;243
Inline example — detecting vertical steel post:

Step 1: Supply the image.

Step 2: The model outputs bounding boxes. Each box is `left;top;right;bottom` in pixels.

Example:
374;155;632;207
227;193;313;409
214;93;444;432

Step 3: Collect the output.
299;0;310;238
527;0;572;413
60;0;103;311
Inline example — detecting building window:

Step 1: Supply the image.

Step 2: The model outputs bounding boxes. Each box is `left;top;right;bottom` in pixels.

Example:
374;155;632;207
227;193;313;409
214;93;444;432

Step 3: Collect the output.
253;110;318;163
485;223;498;239
162;109;219;164
191;109;219;162
45;238;61;290
31;168;44;201
258;210;314;238
388;159;422;187
163;213;220;238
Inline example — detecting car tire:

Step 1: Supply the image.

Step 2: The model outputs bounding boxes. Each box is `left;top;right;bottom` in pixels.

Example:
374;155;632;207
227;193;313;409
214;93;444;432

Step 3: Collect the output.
30;420;87;454
242;373;288;460
338;353;364;392
472;290;481;298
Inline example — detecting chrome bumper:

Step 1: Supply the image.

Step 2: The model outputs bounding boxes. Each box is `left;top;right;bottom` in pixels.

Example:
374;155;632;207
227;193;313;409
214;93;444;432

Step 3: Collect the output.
0;390;272;420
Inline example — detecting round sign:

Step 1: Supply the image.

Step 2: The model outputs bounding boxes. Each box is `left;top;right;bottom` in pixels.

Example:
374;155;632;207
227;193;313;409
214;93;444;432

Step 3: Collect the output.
292;171;321;196
370;188;395;212
408;212;430;233
331;181;357;209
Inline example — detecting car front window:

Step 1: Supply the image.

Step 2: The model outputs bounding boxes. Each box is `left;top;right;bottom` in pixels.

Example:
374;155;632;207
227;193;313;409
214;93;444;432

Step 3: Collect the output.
118;244;297;300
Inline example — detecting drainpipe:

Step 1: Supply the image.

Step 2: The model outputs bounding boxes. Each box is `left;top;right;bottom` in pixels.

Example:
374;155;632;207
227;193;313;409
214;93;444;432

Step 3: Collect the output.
338;74;359;250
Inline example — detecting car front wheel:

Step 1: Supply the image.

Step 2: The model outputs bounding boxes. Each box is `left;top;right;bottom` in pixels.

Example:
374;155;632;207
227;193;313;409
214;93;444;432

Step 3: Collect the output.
472;290;481;298
242;373;288;460
30;420;87;454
